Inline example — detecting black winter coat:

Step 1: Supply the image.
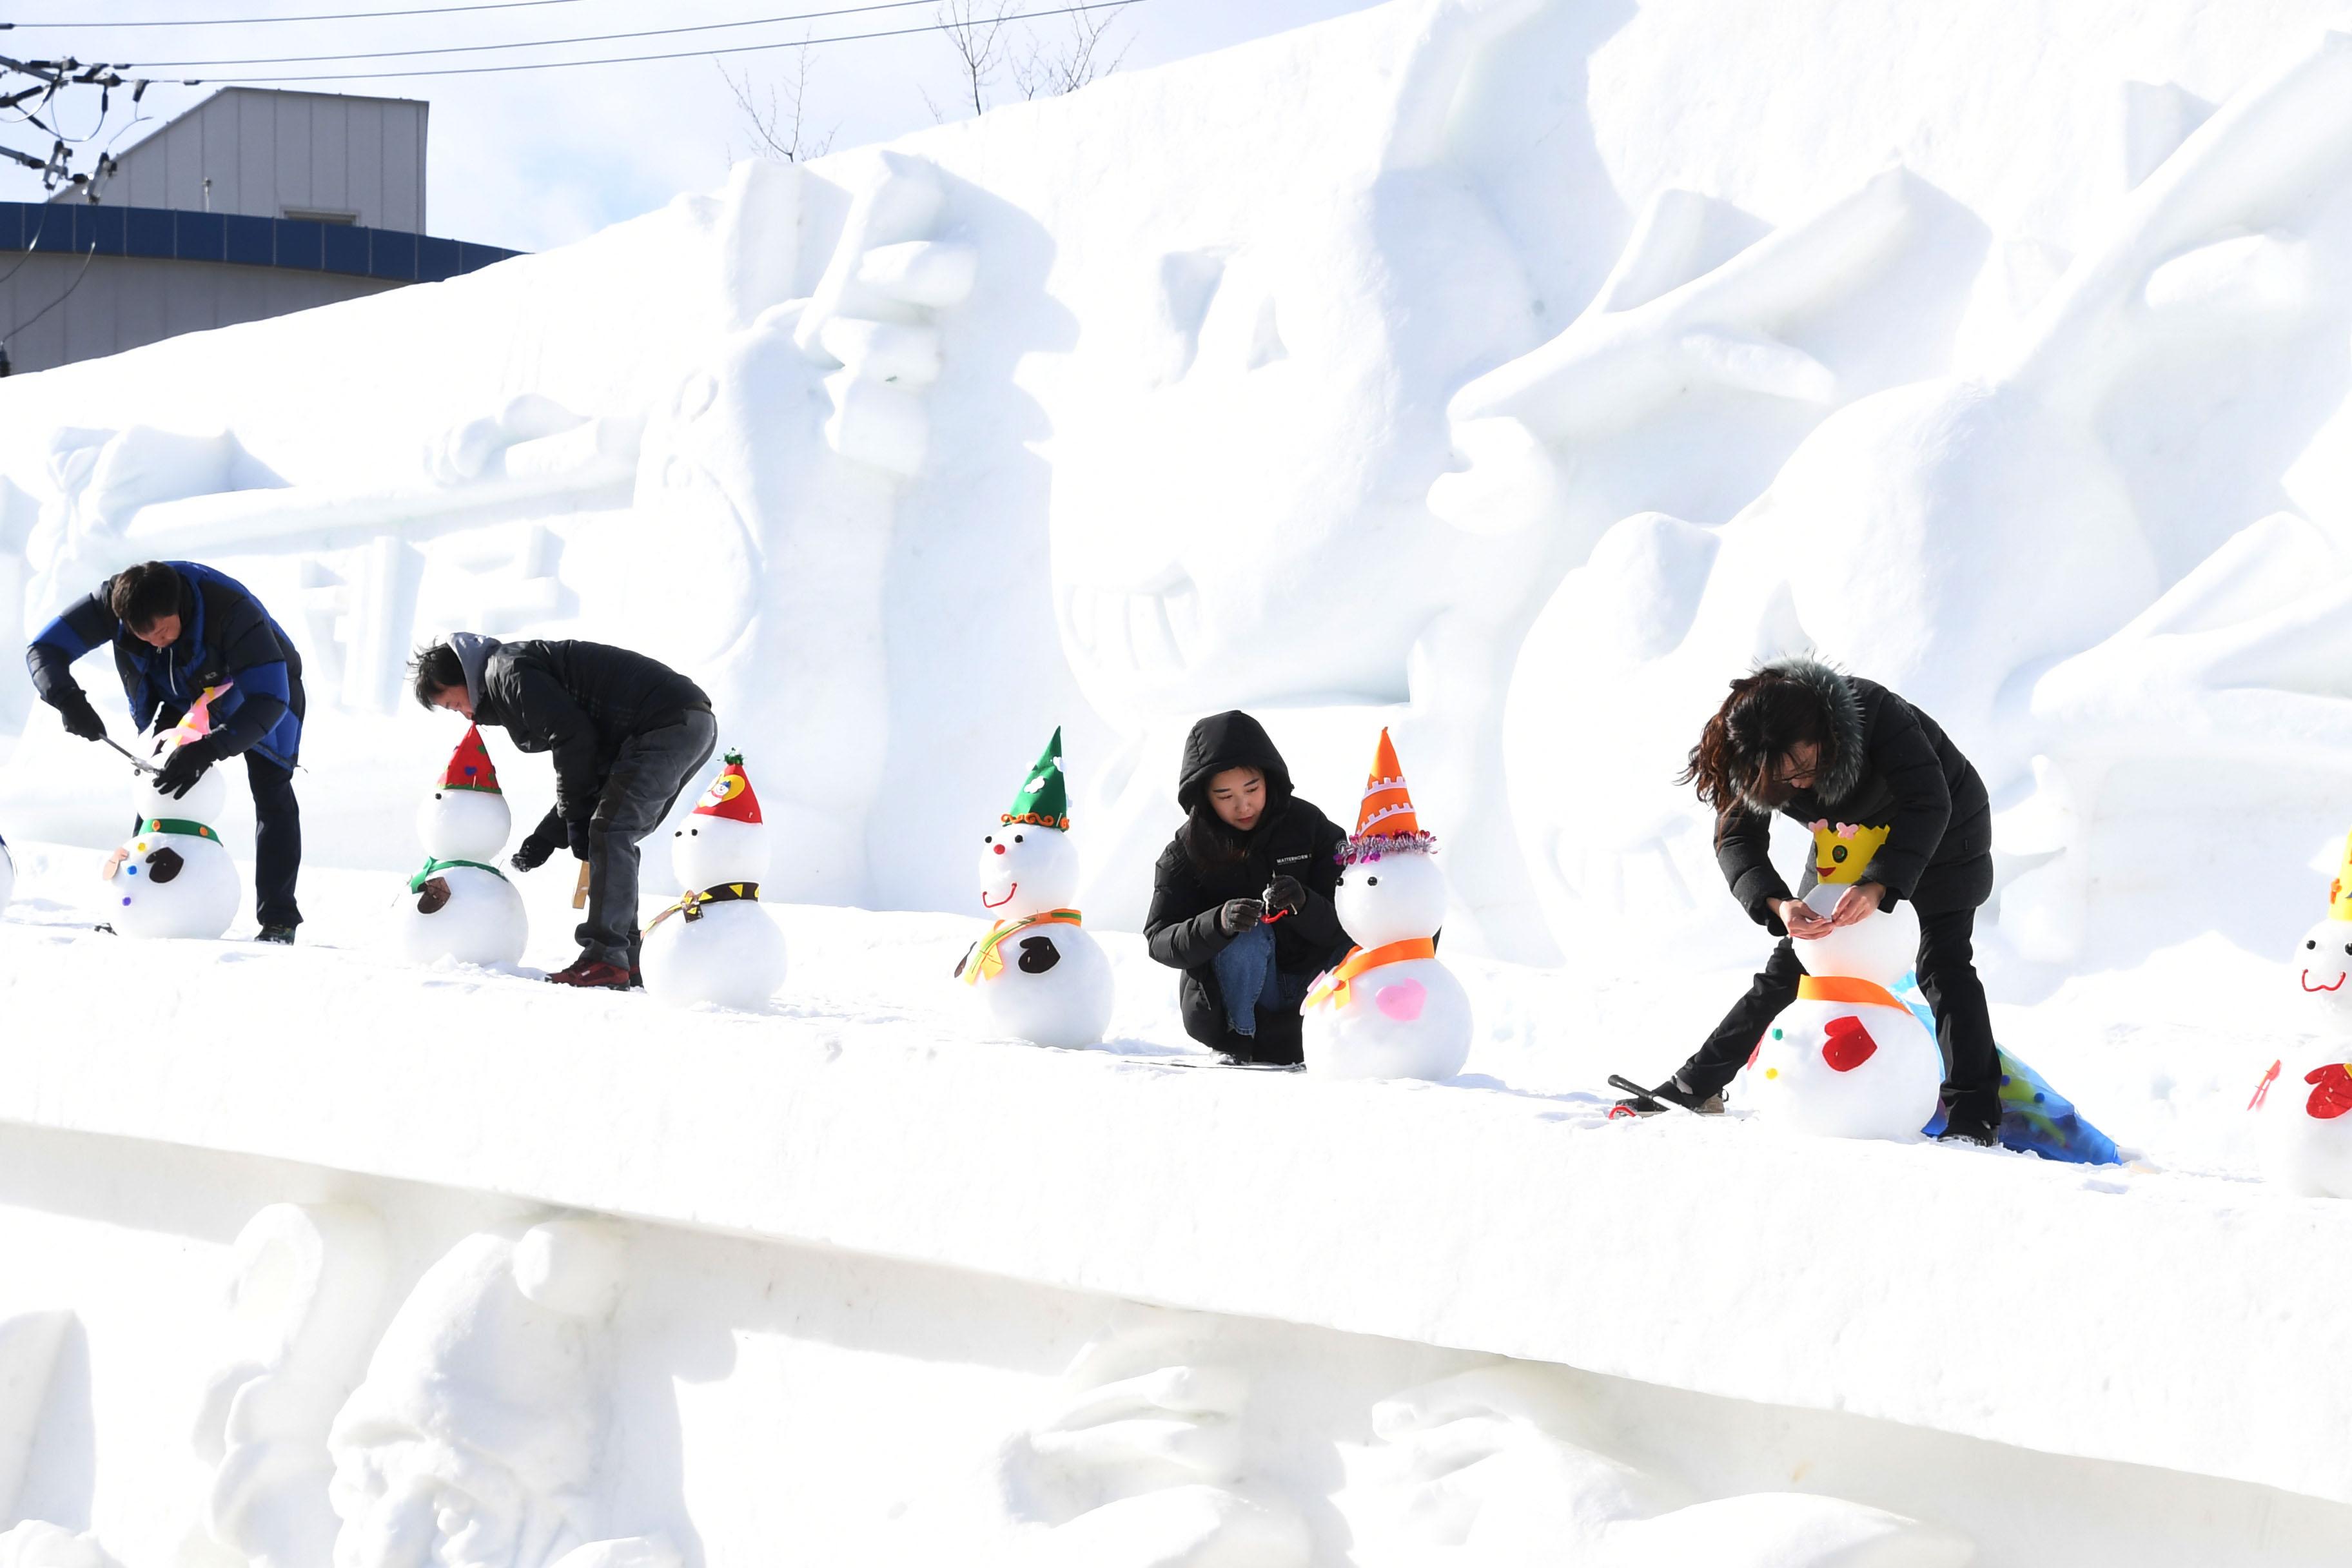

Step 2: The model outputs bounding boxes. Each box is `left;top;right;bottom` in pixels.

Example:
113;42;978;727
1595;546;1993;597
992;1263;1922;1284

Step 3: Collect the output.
1144;711;1351;1064
473;639;710;824
1717;658;1993;932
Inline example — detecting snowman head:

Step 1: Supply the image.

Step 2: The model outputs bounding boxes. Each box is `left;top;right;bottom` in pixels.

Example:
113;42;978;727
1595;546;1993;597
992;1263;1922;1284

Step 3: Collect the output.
672;752;769;889
133;729;227;823
418;724;511;861
1335;848;1446;948
1795;894;1920;989
977;824;1078;919
2294;917;2352;1024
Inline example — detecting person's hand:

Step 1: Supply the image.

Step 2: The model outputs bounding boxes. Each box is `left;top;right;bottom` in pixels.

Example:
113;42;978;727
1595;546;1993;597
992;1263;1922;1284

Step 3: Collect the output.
510;825;560;872
154;737;223;799
566;818;594;862
1264;874;1306;916
52;689;106;743
1219;897;1266;935
1778;896;1832;939
1830;881;1888;926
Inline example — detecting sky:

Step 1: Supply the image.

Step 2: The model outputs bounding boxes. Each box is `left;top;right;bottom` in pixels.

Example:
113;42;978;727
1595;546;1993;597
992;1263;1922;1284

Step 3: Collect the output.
0;0;1389;253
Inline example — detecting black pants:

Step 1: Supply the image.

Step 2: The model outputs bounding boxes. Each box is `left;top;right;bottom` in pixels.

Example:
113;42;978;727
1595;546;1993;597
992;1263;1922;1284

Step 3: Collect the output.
248;752;301;930
1677;906;2001;1126
576;710;718;966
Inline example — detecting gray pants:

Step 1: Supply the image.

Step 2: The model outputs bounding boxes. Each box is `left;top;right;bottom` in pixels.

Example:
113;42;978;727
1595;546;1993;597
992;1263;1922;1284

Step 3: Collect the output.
578;709;719;966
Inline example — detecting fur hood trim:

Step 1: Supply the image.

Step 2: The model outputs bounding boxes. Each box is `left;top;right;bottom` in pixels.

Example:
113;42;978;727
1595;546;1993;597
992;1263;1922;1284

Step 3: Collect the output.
1732;656;1865;812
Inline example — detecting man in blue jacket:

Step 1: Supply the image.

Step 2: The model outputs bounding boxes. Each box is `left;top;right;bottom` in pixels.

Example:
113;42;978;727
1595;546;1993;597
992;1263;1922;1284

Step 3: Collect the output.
25;560;307;942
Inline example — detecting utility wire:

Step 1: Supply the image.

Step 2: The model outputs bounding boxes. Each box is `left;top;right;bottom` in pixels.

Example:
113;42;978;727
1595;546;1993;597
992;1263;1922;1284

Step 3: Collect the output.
2;237;101;343
177;0;1144;84
129;1;937;69
1;0;600;28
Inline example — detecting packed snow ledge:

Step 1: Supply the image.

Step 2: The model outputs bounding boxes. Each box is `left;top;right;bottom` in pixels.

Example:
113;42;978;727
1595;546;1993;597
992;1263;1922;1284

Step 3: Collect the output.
3;855;2346;1515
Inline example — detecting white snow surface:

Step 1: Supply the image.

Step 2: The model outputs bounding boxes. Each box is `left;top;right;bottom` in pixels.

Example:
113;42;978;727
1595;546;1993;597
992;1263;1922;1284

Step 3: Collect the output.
5;0;2352;1556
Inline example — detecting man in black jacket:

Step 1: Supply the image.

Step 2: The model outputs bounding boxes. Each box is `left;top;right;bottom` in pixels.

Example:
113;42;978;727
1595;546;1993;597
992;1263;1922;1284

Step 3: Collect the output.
409;634;715;988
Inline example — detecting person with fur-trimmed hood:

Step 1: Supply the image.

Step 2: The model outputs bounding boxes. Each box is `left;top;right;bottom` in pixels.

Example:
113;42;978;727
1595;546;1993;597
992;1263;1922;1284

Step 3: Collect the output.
1619;657;1999;1144
1145;710;1353;1066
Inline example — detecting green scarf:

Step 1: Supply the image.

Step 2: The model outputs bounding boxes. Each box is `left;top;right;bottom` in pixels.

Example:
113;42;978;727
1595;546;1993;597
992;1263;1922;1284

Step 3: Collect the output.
407;856;507;893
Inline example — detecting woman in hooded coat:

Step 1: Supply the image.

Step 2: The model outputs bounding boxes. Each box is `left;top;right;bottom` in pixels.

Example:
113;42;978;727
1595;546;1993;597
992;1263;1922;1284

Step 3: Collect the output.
1621;657;2001;1144
1145;711;1353;1064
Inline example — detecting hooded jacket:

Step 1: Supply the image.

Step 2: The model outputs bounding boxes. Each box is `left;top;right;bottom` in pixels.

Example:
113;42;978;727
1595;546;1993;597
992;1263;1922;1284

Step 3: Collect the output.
464;637;710;823
1144;710;1351;1063
26;562;304;767
1716;656;1993;930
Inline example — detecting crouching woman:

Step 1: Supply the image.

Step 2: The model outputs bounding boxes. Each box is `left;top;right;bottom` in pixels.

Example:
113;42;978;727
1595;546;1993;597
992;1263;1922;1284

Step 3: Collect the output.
1146;711;1351;1065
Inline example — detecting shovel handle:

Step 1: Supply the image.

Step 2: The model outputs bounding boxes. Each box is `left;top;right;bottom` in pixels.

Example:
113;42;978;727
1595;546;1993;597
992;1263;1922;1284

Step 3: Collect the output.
571;860;592;910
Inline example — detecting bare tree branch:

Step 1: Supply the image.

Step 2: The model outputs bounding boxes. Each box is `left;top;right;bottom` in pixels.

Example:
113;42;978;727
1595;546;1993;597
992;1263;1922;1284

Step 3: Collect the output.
936;0;1017;119
716;43;837;166
1012;6;1133;100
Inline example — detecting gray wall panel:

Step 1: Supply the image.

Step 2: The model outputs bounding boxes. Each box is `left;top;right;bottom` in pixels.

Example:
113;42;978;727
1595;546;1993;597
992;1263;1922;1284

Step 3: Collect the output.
69;90;426;228
0;255;397;375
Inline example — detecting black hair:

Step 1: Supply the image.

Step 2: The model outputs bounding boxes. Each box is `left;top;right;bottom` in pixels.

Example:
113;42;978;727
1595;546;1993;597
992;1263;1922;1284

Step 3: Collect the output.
406;642;466;711
108;562;182;632
1680;668;1835;816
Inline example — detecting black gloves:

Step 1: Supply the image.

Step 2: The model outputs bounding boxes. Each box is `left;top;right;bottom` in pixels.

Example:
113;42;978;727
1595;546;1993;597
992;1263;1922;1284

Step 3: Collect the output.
566;817;594;862
1218;897;1265;935
511;815;564;872
154;736;224;799
1264;874;1306;916
52;689;106;742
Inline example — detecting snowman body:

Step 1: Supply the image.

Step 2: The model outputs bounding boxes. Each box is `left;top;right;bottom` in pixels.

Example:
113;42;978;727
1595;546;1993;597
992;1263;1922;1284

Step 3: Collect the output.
1745;881;1941;1141
642;811;786;1010
1306;852;1470;1082
108;733;239;939
2256;916;2352;1196
963;826;1112;1050
398;786;527;967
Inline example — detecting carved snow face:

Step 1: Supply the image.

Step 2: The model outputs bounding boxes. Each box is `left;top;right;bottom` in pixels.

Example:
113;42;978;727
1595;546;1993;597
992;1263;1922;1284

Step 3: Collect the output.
672;814;767;890
2294;917;2352;1023
417;789;510;863
1335;851;1447;949
977;825;1077;920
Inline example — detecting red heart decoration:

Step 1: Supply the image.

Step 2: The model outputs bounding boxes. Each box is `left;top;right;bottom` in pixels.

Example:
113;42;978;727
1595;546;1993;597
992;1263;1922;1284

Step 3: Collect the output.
1821;1015;1878;1073
2304;1063;2352;1121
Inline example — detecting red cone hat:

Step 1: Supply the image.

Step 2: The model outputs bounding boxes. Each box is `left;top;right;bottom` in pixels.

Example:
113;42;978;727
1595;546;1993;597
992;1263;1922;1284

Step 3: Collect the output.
439;725;502;793
694;751;763;824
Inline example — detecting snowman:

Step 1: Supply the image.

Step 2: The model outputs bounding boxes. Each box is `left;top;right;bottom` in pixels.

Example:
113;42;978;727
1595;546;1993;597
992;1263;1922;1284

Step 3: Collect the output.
1302;730;1471;1081
101;686;242;940
640;751;786;1010
1741;820;1944;1140
953;728;1113;1050
2253;828;2352;1196
397;725;527;968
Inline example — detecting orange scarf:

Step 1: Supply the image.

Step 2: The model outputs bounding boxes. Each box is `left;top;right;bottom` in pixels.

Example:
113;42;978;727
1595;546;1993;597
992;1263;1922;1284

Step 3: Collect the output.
1304;937;1436;1011
1796;974;1903;1010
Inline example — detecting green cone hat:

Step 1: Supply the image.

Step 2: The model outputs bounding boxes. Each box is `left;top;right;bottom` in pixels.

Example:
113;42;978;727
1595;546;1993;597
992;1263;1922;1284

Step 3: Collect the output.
1004;727;1070;830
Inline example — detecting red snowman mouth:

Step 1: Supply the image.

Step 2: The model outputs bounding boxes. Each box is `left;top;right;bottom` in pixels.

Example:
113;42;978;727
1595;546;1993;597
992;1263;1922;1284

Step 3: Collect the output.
982;882;1017;910
2302;970;2347;994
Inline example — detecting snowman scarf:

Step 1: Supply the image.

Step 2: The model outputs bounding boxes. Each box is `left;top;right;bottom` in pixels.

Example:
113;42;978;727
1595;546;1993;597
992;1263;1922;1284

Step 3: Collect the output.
1794;974;1903;1010
959;909;1083;985
1304;937;1436;1012
647;881;761;930
406;856;507;892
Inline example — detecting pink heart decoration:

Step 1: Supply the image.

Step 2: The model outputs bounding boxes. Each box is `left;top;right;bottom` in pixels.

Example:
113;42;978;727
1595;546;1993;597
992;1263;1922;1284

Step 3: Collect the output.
1376;979;1426;1022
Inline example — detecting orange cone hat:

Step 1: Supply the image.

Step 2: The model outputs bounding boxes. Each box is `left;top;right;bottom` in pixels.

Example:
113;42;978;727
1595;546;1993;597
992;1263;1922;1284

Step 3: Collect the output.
1355;729;1421;839
438;724;502;793
694;751;763;825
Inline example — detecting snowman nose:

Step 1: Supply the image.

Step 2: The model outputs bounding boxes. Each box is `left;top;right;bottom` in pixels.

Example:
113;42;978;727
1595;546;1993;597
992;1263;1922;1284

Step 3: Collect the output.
994;844;1006;855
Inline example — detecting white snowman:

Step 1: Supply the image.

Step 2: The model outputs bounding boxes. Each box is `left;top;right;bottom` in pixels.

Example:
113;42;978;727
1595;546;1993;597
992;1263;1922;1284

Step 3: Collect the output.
954;728;1114;1050
641;750;787;1010
2253;830;2352;1196
397;724;527;968
1742;821;1944;1141
1303;730;1470;1081
101;691;241;939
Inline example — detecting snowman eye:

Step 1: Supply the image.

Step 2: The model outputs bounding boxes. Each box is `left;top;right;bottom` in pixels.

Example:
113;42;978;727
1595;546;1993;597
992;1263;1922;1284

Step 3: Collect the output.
1367;876;1379;886
2309;939;2320;949
690;828;699;836
984;835;994;844
1015;834;1024;843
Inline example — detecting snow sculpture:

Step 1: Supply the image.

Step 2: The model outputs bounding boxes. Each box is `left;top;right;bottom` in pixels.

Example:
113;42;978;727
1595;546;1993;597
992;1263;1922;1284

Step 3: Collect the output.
1304;730;1471;1081
640;752;786;1011
1744;823;1944;1142
0;1525;119;1568
0;1311;72;1520
1349;1364;1973;1567
954;729;1113;1051
2253;829;2352;1197
190;1204;390;1568
326;1219;675;1568
101;693;240;940
397;725;527;969
0;829;14;914
992;1308;1309;1568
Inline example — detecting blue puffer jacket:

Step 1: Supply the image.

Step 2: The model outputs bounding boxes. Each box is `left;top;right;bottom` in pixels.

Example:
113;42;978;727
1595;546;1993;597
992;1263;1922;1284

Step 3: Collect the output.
25;561;304;767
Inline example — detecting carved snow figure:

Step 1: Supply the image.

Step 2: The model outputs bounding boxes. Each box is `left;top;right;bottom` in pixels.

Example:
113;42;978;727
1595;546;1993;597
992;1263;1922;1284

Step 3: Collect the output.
1304;730;1471;1081
955;729;1113;1051
325;1219;677;1568
993;1308;1309;1568
640;752;785;1011
102;689;240;940
397;725;527;968
190;1204;391;1568
2254;828;2352;1197
1351;1364;1974;1568
0;1524;121;1568
1743;822;1944;1142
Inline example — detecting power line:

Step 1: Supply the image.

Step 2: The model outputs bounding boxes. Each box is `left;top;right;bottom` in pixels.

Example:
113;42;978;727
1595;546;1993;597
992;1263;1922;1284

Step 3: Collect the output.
0;0;601;28
2;238;101;344
129;1;938;70
177;0;1146;84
